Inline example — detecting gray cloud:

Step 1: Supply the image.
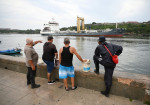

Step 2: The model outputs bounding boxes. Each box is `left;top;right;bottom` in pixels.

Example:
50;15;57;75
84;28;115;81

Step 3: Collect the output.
0;0;149;29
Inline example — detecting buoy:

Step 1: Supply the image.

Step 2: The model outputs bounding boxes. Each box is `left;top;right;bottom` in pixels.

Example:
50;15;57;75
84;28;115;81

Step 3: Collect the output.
82;59;90;72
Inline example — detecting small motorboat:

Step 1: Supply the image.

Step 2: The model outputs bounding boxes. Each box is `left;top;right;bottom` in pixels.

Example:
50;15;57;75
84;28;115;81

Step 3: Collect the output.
0;48;21;55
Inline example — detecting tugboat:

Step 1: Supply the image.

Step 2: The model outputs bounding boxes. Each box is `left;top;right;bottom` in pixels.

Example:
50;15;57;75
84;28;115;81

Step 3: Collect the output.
40;17;125;37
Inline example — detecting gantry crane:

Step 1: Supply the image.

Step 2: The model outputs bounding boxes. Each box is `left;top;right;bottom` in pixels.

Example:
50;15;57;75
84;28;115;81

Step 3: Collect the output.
77;16;84;33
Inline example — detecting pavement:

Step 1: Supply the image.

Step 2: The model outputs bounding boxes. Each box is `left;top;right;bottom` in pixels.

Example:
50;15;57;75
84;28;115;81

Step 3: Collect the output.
0;68;145;105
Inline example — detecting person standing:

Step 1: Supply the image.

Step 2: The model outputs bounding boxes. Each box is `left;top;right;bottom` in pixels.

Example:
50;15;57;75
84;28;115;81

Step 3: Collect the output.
42;36;58;84
24;38;42;89
59;38;86;91
93;36;123;97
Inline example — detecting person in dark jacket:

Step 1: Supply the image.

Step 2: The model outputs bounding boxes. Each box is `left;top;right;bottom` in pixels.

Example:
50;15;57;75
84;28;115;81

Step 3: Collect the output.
93;36;123;97
42;36;58;84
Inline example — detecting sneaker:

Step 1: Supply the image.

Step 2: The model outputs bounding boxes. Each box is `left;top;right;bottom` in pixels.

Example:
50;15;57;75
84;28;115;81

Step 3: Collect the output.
72;86;77;90
32;84;40;89
65;87;69;91
94;69;99;74
48;80;55;84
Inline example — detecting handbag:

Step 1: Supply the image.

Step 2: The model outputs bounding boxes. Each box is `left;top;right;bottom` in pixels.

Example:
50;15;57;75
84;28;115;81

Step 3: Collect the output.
104;45;118;64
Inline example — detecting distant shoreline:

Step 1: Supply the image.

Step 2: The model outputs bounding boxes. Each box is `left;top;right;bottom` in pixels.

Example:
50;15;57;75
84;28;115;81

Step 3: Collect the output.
123;34;150;39
0;33;39;34
0;33;149;39
0;29;40;34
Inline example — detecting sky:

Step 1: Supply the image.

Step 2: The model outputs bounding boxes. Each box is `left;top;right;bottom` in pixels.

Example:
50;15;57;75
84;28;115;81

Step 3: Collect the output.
0;0;150;30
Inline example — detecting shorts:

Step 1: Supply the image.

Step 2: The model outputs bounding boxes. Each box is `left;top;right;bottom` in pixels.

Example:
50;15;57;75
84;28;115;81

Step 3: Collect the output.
59;64;75;79
43;60;54;73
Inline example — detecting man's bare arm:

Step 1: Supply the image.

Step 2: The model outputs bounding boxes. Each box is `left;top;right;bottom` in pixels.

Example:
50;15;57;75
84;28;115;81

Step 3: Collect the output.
59;48;63;64
71;47;84;62
33;40;42;45
55;53;58;59
28;60;35;70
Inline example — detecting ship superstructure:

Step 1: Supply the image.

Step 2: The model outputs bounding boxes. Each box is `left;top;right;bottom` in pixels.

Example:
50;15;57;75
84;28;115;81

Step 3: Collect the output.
40;19;60;35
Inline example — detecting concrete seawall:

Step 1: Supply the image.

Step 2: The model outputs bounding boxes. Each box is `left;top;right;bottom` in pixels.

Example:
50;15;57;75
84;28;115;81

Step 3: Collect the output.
0;55;150;102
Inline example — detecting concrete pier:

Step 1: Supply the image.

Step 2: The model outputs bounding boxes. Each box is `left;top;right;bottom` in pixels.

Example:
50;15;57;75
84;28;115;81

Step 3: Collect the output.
0;68;145;105
0;55;150;103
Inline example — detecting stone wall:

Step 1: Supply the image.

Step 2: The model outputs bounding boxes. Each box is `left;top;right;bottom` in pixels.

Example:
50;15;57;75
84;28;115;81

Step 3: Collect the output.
0;55;150;102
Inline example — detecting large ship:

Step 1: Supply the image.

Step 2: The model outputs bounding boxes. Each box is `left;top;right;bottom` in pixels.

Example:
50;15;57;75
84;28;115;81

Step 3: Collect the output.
40;17;125;37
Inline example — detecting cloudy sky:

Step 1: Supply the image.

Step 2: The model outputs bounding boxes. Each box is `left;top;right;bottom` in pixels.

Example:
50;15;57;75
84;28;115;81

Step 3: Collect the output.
0;0;150;29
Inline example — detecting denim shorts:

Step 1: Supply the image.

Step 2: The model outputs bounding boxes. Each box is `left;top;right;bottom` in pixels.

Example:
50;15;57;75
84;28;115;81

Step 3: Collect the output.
43;60;54;73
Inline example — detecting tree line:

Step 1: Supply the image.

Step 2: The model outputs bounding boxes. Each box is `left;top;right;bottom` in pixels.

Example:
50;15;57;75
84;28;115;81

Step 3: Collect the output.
0;22;150;35
60;22;150;34
0;29;40;34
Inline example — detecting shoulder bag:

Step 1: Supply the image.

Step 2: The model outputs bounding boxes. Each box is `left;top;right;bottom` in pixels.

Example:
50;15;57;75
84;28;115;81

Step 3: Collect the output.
104;45;118;64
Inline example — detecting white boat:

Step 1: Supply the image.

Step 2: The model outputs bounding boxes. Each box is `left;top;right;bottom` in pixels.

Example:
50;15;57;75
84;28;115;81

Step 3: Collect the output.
40;19;60;35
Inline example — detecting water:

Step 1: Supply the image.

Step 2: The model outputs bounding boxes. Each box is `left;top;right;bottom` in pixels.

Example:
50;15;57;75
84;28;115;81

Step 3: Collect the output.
0;34;150;75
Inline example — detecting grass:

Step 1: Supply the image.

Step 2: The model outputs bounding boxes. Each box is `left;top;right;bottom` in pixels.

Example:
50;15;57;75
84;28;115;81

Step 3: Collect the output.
144;101;150;105
129;98;133;102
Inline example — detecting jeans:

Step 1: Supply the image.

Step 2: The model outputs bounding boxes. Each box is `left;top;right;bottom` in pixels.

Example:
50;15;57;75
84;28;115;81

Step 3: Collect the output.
27;66;37;86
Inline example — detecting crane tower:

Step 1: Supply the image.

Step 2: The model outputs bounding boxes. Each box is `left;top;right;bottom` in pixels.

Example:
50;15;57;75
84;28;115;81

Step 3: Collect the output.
77;16;84;33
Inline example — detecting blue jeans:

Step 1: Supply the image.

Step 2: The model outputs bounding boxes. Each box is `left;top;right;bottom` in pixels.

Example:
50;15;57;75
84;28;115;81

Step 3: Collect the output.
44;60;54;73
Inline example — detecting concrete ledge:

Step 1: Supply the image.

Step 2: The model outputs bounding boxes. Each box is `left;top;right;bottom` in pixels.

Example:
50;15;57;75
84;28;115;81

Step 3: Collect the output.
0;55;150;102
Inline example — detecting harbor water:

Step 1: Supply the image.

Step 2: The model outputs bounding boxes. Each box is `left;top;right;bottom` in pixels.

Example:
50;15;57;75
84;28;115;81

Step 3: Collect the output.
0;34;150;75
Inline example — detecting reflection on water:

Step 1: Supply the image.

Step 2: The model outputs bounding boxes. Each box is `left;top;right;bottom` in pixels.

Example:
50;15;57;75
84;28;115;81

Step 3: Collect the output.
0;34;150;75
8;53;23;57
